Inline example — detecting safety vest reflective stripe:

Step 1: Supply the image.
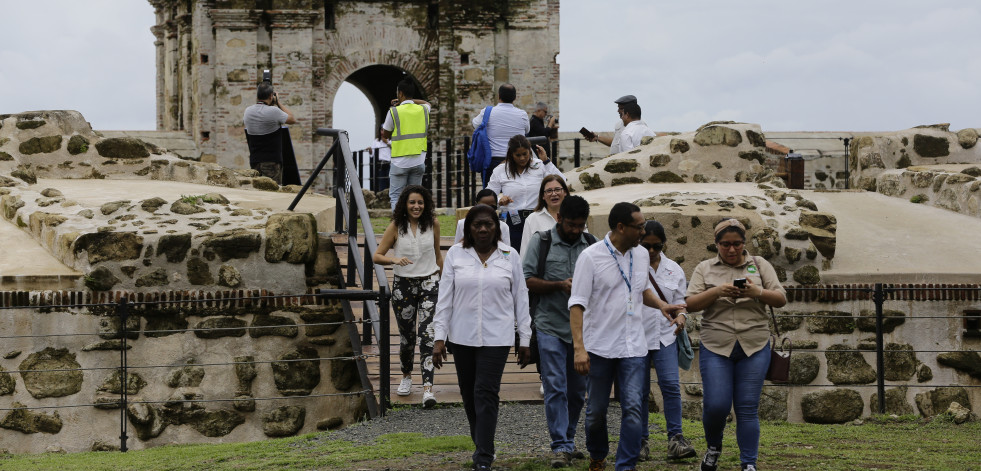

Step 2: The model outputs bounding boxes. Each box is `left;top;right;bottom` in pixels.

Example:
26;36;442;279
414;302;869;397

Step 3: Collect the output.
389;103;429;157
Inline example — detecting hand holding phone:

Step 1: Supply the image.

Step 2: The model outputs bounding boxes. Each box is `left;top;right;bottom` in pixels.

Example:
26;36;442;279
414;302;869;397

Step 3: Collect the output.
579;127;596;140
733;278;747;289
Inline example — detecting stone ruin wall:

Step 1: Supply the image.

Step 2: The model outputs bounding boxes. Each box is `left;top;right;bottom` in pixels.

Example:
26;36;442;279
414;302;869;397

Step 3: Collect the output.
0;290;368;454
150;0;559;176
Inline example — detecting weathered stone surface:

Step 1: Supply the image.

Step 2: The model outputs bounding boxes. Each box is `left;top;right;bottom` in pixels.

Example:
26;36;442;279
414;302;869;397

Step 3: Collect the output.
85;266;120;291
649;171;685;183
265;213;317;264
825;344;876;385
156;233;191;262
806;311;853;334
249;315;298;338
579;173;604;191
272;347;321;395
82;340;132;351
669;139;689;153
262;405;305;437
11;166;37;184
15;118;45;130
801;388;864;424
912;134;949;157
789;353;820;385
140;197;167;213
936;351;981;379
745;129;767;147
187;257;214;285
883;343;917;381
300;311;344;337
218;264;243;287
183;409;246;437
5;351;22;359
914;387;971;417
95;137;151;159
135;268;169;287
143;310;188;338
40;188;62;198
758;387;788;421
2;195;25;220
0;403;63;434
98;371;147;395
170;200;206;215
127;403;168;440
738;150;765;164
0;151;12;161
0;367;15;395
693;125;742;147
317;417;344;430
611;177;644;186
856;309;906;333
681;400;702;421
751;227;779;259
772;311;803;332
100;200;129;215
945;402;975;424
234;356;257;393
604;159;638;173
957;128;979;149
98;313;139;340
869;387;915;416
331;350;359;392
193;317;247;339
67;135;89;155
203;229;262;261
166;362;205;388
917;363;934;382
793;266;821;285
784;247;801;264
252;177;279;191
19;348;83;399
91;440;119;452
232;395;256;412
19;136;62;155
74;232;144;263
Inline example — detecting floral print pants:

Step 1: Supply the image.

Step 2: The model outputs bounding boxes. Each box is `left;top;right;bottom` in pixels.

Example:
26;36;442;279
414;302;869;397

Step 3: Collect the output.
391;273;439;387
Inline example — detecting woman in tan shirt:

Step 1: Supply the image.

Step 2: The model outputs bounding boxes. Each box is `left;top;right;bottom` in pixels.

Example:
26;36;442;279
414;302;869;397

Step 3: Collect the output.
685;219;786;471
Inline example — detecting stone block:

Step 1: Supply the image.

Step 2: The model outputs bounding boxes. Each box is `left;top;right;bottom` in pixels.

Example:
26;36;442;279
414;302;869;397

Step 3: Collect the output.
603;159;637;173
249;315;298;338
936;351;981;379
0;403;63;434
330;350;359;392
856;309;906;333
272;347;321;396
693;125;742;147
883;343;917;381
805;311;854;334
95;137;151;159
19;348;83;399
801;388;864;424
193;317;247;339
166;362;205;388
758;386;788;421
869;387;914;416
19;136;62;155
914;387;970;417
74;232;144;263
825;344;875;385
912;134;949;157
788;353;820;385
262;405;305;437
202;229;262;261
265;213;318;263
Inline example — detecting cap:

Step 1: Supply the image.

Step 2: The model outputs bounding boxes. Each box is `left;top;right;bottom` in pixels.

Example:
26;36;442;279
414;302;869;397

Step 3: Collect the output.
614;95;637;104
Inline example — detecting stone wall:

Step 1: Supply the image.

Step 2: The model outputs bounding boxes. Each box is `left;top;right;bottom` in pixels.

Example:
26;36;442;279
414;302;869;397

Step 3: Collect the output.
669;284;980;424
0;290;368;453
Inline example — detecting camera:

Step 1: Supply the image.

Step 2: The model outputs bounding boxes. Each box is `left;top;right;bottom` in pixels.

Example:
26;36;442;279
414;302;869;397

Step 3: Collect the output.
733;278;747;289
262;69;272;83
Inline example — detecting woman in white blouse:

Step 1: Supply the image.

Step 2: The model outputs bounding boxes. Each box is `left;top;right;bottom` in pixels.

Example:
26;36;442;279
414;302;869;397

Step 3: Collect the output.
487;135;564;253
638;220;696;462
518;174;572;255
432;204;532;471
372;185;443;408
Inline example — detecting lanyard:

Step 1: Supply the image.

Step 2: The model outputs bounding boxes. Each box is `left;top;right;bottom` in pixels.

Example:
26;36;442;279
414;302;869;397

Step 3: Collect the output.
603;239;633;292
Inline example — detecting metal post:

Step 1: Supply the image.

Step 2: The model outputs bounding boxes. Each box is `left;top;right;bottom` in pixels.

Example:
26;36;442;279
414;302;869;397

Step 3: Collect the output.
118;297;130;452
347;180;357;288
423;141;433;190
842;137;852;190
463;135;472;205
551;140;559;167
435;151;443;207
289;140;338;212
873;282;886;414
332;142;345;232
445;138;453;208
378;286;391;416
574;138;581;168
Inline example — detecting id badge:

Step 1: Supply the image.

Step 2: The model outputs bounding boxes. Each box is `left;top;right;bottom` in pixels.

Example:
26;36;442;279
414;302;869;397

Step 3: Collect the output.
626;297;634;316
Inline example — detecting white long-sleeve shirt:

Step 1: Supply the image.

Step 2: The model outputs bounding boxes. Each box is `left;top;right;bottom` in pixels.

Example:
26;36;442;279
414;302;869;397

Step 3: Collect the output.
454;218;511;247
641;255;687;350
568;233;653;358
487;159;564;212
613;120;655;154
433;241;531;347
471;103;531;157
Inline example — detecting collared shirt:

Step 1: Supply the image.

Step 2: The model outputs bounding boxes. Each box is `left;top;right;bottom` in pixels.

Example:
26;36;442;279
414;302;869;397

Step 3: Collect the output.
487;159;565;212
244;103;288;136
686;252;785;357
453;218;511;247
522;226;594;343
609;118;649;155
382;100;430;169
370;138;391;162
472;103;531;157
614;120;655;154
568;233;653;358
641;255;687;349
433;241;531;347
518;209;589;255
393;224;439;278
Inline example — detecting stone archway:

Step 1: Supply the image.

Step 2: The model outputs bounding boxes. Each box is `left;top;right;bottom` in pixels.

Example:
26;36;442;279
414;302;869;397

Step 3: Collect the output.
329;64;430;139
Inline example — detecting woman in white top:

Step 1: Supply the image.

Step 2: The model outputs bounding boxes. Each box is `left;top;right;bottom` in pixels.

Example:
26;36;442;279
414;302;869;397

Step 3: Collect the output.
518;174;571;255
432;204;532;471
372;185;443;408
453;188;511;247
487;135;564;253
638;220;695;461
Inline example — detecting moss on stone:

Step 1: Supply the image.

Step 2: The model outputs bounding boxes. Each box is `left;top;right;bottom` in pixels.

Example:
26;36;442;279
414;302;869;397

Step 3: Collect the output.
611;176;644;186
187;257;214;285
896;153;911;169
262;405;305;437
19;348;83;399
15;119;45;130
272;347;321;396
738;150;766;164
793;265;821;285
578;172;604;191
648;171;684;183
67;135;89;155
11;166;37;184
912;134;950;158
0;403;63;434
0;152;13;161
649;154;671;167
95;137;150;159
669;139;689;153
193;317;246;339
745;129;767;147
604;159;638;173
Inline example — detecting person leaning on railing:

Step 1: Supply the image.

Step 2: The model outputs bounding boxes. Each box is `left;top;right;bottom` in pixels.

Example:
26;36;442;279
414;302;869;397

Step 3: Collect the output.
684;218;787;471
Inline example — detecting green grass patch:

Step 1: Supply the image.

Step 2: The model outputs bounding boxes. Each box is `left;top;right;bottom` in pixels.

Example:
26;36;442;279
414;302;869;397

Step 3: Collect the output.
365;214;458;238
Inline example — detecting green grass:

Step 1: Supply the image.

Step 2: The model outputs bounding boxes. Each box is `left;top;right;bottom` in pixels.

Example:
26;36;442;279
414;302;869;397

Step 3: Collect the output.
365;214;458;238
2;413;979;470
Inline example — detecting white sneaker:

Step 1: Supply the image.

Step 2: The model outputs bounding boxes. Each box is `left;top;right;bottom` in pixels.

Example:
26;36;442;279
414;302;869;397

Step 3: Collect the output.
396;377;412;396
423;390;437;408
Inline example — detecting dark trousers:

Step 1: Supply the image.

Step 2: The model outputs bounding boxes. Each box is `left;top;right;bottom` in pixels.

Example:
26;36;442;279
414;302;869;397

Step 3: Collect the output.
375;161;390;192
481;157;506;188
450;343;510;467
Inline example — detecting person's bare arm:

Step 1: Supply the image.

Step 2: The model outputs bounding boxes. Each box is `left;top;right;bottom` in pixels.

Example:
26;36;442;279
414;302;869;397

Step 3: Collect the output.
373;223;411;266
273;94;297;125
432;218;444;272
594;135;612;146
526;277;572;295
571;304;589;375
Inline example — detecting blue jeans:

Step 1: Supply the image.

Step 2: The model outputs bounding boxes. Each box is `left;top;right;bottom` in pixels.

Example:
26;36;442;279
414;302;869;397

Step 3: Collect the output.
585;353;647;471
537;331;587;453
389;163;425;209
700;341;770;467
643;341;683;440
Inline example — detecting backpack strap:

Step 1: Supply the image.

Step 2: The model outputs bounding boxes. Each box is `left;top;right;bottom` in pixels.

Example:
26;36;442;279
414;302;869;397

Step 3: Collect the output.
752;255;780;337
528;230;552;321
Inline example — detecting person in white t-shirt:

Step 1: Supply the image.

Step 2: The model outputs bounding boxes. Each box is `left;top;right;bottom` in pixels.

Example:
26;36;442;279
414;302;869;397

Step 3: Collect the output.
519;174;574;255
613;102;655;154
586;95;650;155
372;185;443;408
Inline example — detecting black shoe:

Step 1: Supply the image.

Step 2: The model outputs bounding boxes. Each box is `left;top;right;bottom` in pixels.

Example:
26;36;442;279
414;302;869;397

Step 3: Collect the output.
638;438;651;461
550;451;572;468
570;448;585;460
667;434;697;459
701;446;721;471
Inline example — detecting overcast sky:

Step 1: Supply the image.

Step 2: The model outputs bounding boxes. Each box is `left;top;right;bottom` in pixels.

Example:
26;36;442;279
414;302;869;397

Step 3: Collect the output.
2;1;979;152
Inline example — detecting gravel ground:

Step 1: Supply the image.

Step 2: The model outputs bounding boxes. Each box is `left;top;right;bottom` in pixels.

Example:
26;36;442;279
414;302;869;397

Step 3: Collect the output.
321;401;662;457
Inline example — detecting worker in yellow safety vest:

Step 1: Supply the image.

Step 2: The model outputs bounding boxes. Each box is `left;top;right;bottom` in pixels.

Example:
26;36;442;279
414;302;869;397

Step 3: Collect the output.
381;78;431;209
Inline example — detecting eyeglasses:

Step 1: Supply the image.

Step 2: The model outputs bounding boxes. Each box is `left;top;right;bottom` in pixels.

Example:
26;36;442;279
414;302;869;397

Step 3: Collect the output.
641;242;664;252
544;188;565;195
623;223;644;231
717;240;745;249
471;221;496;230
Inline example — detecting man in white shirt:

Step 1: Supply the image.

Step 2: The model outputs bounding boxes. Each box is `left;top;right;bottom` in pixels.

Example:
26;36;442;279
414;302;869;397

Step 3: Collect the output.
367;128;391;191
568;202;685;471
471;84;530;187
614;102;655;154
586;95;650;155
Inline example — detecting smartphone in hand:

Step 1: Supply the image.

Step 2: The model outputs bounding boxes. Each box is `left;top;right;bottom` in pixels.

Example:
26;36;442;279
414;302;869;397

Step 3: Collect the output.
579;127;596;140
733;278;747;289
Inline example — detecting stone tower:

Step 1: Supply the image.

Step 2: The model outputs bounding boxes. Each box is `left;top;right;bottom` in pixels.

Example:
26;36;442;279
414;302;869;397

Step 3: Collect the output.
148;0;560;178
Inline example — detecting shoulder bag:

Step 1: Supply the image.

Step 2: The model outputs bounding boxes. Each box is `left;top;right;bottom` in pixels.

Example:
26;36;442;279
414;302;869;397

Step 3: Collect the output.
753;256;792;383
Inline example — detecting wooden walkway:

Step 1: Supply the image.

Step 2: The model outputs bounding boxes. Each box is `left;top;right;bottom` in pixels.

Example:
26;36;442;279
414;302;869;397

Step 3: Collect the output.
332;233;544;406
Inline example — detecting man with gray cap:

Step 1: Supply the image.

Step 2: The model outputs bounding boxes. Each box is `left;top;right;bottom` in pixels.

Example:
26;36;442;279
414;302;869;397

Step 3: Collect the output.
587;95;649;155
